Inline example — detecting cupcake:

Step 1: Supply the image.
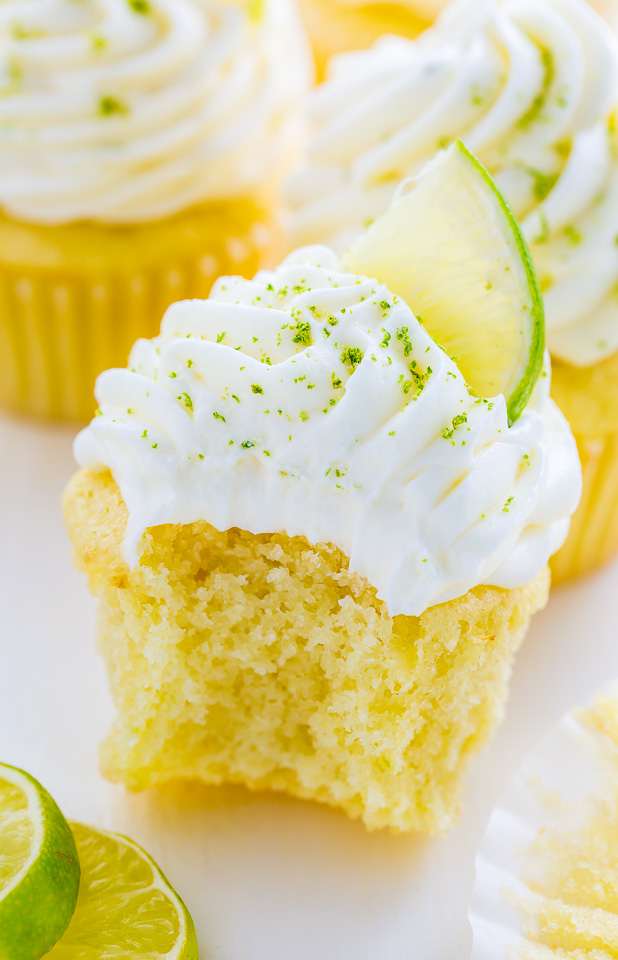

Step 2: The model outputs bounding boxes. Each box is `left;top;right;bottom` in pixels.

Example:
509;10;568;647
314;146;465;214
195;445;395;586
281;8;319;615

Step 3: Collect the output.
297;0;438;78
63;144;580;833
287;0;618;582
470;680;618;957
0;0;311;422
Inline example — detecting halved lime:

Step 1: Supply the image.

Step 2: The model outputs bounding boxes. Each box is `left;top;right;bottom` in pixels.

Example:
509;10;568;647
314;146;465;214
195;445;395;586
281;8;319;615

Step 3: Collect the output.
46;823;198;960
0;763;80;960
344;140;544;424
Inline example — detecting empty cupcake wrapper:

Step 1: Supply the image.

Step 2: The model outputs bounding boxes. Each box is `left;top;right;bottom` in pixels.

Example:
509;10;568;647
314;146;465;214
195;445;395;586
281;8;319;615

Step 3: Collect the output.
469;678;618;959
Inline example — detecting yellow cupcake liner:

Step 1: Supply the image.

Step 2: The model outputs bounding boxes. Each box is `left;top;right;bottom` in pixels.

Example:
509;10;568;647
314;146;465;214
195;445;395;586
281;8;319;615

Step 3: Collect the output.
550;351;618;583
550;430;618;584
0;200;281;422
297;0;431;78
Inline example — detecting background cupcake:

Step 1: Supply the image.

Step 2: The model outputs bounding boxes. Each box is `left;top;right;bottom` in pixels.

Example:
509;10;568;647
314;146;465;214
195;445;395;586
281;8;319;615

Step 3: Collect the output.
0;0;311;422
287;0;618;582
298;0;618;80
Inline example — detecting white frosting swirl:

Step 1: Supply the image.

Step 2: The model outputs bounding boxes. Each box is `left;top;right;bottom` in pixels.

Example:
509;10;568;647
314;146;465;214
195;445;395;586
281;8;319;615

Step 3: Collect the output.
75;245;581;617
0;0;311;224
287;0;618;367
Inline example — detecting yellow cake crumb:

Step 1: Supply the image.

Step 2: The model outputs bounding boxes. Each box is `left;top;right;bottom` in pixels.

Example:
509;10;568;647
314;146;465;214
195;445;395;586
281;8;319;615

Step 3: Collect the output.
64;468;549;834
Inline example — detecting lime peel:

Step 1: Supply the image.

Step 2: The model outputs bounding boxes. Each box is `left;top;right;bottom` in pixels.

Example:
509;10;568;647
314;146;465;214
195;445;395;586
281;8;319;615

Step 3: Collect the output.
344;139;545;425
0;763;80;960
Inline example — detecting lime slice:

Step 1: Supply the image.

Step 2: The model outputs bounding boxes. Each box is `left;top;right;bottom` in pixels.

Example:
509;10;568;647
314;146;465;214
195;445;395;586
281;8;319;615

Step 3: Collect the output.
46;823;198;960
344;140;544;424
0;763;80;960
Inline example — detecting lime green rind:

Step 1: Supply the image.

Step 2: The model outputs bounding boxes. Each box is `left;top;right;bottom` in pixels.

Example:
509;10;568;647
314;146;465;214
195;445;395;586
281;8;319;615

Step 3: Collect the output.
455;141;545;424
0;764;80;960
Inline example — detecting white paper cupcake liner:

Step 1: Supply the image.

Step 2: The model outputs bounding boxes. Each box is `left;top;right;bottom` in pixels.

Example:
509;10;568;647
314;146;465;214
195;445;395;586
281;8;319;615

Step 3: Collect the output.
469;679;618;959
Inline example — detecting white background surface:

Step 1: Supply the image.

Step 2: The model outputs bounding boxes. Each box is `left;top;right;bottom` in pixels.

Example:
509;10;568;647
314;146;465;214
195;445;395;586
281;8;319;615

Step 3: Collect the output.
1;408;617;960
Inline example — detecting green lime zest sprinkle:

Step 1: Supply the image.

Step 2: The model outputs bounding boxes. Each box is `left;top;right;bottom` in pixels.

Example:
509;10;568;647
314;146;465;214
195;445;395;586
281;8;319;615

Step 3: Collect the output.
241;440;255;449
517;47;553;130
11;23;44;39
128;0;151;12
379;329;391;348
2;57;23;94
503;496;515;513
251;384;263;395
534;212;551;245
526;166;558;203
411;364;432;393
564;225;582;245
178;393;193;411
90;32;107;52
470;83;486;106
396;326;413;357
292;320;313;346
442;412;467;440
340;346;363;370
213;411;226;422
98;95;129;117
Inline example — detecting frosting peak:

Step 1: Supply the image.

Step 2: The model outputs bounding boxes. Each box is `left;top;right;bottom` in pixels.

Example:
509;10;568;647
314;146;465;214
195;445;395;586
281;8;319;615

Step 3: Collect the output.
287;0;618;367
75;246;581;616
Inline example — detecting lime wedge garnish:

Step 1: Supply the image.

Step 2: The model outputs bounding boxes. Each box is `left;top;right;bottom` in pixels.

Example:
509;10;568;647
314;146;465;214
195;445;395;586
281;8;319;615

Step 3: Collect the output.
46;823;198;960
0;763;80;960
344;140;544;424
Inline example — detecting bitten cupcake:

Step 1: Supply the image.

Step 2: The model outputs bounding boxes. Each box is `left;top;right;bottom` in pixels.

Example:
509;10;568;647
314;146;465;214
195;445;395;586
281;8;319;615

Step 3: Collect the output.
287;0;618;582
64;145;581;833
0;0;311;422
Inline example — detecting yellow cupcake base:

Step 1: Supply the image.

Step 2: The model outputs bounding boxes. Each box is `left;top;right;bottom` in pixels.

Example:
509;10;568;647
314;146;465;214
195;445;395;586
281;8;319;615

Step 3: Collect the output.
297;0;432;78
64;468;549;835
0;201;281;422
551;351;618;583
